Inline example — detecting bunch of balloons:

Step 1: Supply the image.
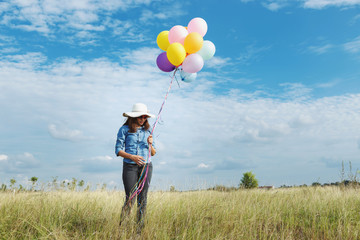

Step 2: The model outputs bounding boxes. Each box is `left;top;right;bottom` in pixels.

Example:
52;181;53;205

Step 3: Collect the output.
156;17;216;82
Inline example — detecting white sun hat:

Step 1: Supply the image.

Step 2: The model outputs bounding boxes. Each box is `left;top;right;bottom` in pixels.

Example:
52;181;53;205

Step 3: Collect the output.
123;103;155;118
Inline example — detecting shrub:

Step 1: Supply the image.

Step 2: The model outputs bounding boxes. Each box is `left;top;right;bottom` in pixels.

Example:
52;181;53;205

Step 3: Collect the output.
240;171;259;189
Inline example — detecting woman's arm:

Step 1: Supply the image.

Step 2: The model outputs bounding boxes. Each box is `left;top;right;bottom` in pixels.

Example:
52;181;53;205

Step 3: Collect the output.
150;145;156;156
115;126;126;156
148;135;156;156
117;150;145;166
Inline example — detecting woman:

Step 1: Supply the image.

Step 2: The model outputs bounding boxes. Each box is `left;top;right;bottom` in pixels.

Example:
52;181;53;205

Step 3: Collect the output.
115;103;156;230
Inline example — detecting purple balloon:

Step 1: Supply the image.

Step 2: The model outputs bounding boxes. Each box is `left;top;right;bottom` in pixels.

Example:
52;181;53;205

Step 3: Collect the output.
156;52;175;72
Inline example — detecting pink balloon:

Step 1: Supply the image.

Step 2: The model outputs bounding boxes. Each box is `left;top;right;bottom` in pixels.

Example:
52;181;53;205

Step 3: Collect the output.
187;18;208;37
182;54;204;73
168;25;188;45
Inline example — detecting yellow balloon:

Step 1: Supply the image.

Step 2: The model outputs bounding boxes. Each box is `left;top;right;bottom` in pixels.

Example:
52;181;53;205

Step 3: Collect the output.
157;31;170;51
166;43;186;66
184;32;203;54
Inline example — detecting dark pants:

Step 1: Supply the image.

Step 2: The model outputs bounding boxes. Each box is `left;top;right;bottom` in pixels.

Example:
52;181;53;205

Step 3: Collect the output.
120;162;153;227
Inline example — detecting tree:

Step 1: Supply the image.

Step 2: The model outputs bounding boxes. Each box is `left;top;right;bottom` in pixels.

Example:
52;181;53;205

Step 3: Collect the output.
51;176;59;190
170;185;176;192
312;182;321;187
10;178;16;189
69;178;77;191
78;180;85;190
240;171;259;189
30;176;38;191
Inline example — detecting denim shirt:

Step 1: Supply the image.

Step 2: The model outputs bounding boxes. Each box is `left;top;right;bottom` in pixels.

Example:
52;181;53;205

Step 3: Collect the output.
115;125;155;164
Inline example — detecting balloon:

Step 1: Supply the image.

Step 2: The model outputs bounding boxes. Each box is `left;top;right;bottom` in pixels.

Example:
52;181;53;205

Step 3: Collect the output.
166;43;186;66
156;52;175;72
187;17;208;37
182;54;204;73
180;69;197;82
197;40;216;60
184;32;203;54
156;31;170;51
168;25;188;45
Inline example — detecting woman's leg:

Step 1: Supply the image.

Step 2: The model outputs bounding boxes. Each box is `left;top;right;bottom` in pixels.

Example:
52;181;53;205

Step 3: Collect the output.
120;162;139;224
137;163;153;228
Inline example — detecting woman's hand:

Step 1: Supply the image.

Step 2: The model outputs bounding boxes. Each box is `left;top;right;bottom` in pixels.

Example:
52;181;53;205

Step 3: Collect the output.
147;135;153;145
148;135;156;156
130;155;145;166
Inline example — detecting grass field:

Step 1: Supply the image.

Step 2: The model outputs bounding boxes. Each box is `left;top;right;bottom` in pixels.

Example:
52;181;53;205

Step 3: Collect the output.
1;187;360;239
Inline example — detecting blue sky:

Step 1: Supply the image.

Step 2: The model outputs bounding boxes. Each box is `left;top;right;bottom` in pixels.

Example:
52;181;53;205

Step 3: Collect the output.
1;0;360;190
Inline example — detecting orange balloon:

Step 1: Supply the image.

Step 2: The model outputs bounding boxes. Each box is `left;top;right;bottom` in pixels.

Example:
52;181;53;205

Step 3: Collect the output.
184;32;203;54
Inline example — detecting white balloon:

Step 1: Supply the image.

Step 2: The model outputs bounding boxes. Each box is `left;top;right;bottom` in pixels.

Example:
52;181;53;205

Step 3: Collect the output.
197;40;216;60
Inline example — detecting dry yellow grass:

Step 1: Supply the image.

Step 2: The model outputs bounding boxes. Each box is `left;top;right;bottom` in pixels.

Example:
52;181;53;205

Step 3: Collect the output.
0;187;359;239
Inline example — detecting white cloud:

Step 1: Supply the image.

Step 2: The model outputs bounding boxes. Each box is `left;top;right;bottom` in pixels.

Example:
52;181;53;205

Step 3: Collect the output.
349;14;360;25
14;152;39;168
139;3;187;23
240;0;288;10
140;9;168;23
205;56;231;69
262;1;288;11
279;83;312;101
48;124;94;142
0;152;40;173
79;155;121;172
308;44;334;55
242;0;360;11
120;47;160;66
0;0;158;41
0;154;8;161
0;52;47;70
0;47;20;54
344;36;360;53
289;114;316;128
0;2;11;12
197;163;209;169
102;18;149;43
316;79;340;88
1;49;360;187
303;0;360;9
236;44;271;65
0;34;15;44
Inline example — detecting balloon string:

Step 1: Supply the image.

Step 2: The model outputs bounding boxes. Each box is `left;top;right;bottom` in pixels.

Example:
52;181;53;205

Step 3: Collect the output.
127;68;178;203
150;68;178;136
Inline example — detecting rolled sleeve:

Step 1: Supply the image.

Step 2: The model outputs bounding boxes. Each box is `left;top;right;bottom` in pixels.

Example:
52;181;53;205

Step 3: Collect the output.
115;126;127;156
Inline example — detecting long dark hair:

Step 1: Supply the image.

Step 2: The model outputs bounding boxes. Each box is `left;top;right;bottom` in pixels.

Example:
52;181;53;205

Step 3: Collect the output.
123;117;150;133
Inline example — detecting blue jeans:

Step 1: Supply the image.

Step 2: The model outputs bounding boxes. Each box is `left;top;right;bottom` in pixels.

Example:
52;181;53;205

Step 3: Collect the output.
120;162;153;226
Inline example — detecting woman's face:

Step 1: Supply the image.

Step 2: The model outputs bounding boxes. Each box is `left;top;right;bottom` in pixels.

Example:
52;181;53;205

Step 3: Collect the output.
136;115;148;126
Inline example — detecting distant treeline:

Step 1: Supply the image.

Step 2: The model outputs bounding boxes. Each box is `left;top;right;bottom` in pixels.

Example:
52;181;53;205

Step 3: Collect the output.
204;180;360;192
1;161;359;192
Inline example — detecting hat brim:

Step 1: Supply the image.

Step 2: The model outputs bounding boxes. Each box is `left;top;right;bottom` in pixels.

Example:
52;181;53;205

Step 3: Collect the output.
123;112;155;118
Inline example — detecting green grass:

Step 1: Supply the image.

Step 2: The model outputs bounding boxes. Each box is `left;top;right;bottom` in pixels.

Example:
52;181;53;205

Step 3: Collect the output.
1;187;360;239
